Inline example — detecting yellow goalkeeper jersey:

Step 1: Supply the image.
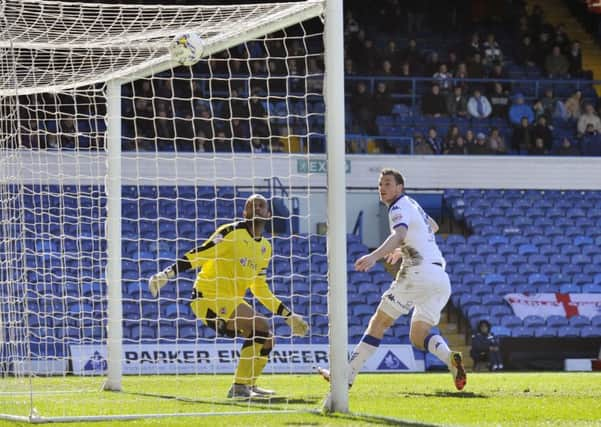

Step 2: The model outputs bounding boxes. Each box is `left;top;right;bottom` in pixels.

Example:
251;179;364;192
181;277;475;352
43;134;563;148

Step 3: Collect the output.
184;221;283;314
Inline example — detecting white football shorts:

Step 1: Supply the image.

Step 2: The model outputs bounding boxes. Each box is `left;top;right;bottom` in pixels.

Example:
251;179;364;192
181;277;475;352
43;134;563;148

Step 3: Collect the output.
377;262;451;325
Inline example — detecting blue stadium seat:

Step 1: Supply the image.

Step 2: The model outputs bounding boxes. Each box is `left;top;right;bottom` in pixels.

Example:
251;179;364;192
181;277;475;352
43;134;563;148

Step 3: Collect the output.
495;244;514;256
528;273;549;286
488;235;509;246
518;264;539;275
490;305;513;319
523;315;545;328
534;326;557;338
538;245;557;256
582;284;601;293
459;294;481;310
493;284;514;296
484;273;505;286
590;316;601;328
568;315;591;327
518;244;538;256
472;285;491;297
481;295;501;306
546;316;569;328
580;326;601;338
561;264;582;275
527;254;548;265
501;315;522;328
572;274;592;285
557;326;581;338
485;254;506;266
559;284;582;293
511;326;535;337
491;326;511;337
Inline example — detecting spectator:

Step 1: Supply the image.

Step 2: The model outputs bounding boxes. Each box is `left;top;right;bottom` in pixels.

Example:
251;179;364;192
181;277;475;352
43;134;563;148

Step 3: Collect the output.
421;84;447;117
445;124;461;151
407;3;426;35
379;60;397;92
447;50;460;75
424;51;442;77
426;127;443;154
483;33;503;65
401;38;423;72
489;82;510;118
567;41;583;77
533;100;546;121
467;52;485;78
446;85;469;118
581;123;601;156
470;320;503;371
467;88;492;119
433;63;453;93
540;88;558;119
468;132;494;154
487;63;507;92
380;40;402;71
544;46;569;78
556;137;580;156
413;132;434;154
529;137;547;155
515;34;536;67
577;103;601;135
489;127;507;154
351;82;376;133
532;116;553;152
397;63;413;105
511;116;533;153
553;23;571;51
344;58;356;76
509;93;535;126
561;90;583;120
464;129;476;146
373;82;394;116
534;30;553;68
466;32;481;57
446;135;468;154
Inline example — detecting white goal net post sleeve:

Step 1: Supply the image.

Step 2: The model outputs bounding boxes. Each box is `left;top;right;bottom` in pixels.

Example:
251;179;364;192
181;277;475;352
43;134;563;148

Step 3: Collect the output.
0;0;324;95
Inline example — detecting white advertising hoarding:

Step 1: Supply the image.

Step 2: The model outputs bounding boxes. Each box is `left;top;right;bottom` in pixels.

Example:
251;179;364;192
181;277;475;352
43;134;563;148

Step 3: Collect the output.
70;343;423;375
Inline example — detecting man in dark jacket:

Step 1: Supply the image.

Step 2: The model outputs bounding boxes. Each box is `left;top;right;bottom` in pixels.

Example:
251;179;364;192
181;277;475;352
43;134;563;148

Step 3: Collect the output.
470;320;503;371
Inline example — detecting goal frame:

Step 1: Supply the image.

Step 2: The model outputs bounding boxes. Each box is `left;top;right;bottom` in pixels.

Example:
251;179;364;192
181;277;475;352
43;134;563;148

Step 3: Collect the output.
2;0;347;422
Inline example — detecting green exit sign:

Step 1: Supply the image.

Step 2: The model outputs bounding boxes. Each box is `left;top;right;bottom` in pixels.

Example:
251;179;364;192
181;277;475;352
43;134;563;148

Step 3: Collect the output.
297;159;351;173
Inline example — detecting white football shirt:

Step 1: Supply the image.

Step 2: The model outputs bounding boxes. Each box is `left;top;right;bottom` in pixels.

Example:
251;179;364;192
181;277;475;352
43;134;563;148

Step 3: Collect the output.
388;194;444;267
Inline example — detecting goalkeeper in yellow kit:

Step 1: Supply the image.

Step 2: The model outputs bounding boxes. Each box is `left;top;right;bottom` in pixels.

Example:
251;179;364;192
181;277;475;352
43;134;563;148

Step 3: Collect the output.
148;194;308;398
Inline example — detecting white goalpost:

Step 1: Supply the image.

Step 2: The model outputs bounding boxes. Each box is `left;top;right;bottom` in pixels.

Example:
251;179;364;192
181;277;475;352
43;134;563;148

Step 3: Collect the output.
0;0;347;422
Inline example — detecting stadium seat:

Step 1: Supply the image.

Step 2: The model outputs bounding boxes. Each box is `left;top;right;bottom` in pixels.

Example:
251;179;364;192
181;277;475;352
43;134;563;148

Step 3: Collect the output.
545;316;569;328
490;326;511;337
536;284;557;293
490;305;513;319
534;326;557;338
557;325;582;338
523;315;545;328
559;284;582;293
582;284;601;293
501;315;522;328
568;316;591;327
493;284;514;296
481;295;501;306
528;273;549;286
484;273;505;286
511;326;535;337
580;326;601;338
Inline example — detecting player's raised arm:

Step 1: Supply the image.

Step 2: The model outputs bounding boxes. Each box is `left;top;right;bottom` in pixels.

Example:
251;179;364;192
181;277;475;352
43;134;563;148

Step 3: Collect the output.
355;225;407;272
148;227;229;297
250;273;309;337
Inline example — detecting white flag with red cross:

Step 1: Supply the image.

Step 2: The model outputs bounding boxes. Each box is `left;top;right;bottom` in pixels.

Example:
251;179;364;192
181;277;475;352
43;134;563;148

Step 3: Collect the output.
504;293;601;319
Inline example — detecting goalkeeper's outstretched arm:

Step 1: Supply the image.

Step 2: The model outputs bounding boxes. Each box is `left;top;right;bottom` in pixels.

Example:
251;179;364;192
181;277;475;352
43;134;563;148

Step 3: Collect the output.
251;276;309;337
148;258;192;297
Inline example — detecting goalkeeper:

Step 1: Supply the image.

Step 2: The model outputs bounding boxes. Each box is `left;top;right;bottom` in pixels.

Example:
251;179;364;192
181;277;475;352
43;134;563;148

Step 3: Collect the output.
148;194;308;399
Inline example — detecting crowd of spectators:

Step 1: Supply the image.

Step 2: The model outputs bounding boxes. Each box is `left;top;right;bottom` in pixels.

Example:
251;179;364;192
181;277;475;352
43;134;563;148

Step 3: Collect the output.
11;0;601;156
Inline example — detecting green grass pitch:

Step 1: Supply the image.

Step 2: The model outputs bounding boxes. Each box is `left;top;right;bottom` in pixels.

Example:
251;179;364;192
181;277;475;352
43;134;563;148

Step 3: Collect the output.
1;372;600;426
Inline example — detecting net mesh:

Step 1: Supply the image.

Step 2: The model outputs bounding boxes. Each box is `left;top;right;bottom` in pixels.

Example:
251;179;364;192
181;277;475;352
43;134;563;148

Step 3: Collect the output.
0;0;324;95
0;0;328;421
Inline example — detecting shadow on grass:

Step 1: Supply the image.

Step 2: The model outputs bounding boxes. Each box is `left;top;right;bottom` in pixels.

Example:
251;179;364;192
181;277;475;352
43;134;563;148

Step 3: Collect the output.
399;390;488;399
315;411;443;427
123;390;320;411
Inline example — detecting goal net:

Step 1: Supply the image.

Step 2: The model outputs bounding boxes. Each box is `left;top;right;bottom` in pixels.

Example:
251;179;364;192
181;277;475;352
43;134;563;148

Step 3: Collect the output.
0;0;348;422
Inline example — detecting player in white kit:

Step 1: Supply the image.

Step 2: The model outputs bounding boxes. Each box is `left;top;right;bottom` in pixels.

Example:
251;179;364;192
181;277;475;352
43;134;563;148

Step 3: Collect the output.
319;168;466;392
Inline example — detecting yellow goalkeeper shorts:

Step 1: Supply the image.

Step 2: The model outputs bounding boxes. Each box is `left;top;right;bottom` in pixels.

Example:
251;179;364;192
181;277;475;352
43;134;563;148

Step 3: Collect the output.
190;290;249;336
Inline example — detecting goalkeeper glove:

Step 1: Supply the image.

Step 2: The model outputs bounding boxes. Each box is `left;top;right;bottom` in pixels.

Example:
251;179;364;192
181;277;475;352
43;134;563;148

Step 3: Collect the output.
148;267;175;298
285;313;309;337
